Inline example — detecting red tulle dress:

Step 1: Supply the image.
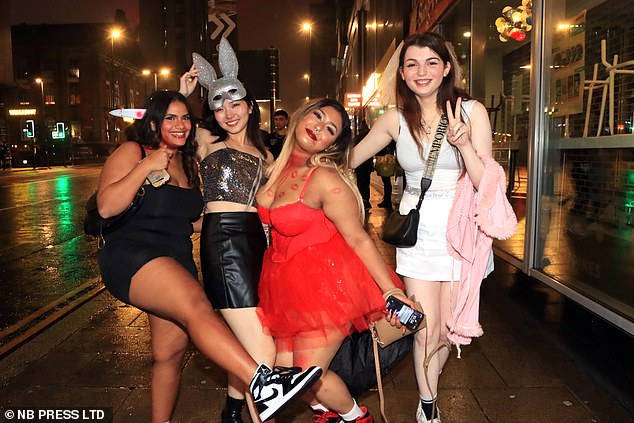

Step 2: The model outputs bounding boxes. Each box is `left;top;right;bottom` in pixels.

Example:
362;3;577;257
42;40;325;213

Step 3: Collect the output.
257;168;404;351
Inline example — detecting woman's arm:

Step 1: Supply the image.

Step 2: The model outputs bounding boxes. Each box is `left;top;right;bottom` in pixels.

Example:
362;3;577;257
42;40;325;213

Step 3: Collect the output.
179;64;199;97
308;168;408;301
97;142;171;218
350;109;400;168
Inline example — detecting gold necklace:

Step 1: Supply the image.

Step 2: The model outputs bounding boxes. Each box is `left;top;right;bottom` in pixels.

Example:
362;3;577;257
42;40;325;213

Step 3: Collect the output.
421;112;439;136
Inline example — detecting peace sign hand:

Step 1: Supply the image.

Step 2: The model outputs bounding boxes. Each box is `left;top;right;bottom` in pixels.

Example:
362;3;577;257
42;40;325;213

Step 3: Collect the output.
446;97;470;148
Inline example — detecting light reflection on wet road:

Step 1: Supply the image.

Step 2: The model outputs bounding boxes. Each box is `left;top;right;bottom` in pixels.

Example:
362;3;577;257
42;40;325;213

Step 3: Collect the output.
0;166;102;329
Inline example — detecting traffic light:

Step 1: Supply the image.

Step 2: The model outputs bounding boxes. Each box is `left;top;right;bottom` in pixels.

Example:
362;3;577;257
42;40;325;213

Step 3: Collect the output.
25;120;35;138
53;122;65;139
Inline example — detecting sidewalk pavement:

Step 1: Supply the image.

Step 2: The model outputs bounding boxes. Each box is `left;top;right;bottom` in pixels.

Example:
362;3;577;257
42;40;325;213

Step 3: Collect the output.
1;178;632;423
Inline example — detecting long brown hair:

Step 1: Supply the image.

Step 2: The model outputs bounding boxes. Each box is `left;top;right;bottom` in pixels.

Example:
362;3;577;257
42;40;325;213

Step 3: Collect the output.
396;32;470;162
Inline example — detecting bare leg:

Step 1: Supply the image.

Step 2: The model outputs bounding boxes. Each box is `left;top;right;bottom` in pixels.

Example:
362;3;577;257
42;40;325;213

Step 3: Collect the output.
148;314;189;423
227;373;245;400
293;331;354;414
221;308;277;423
129;258;258;386
404;278;448;399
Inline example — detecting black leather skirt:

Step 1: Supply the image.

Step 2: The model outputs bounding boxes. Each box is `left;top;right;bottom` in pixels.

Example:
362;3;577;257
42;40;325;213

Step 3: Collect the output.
200;212;266;309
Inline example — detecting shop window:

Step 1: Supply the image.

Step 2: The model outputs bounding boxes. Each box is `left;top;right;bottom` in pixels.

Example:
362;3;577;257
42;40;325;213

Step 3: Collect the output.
69;82;80;105
440;0;532;262
540;0;634;322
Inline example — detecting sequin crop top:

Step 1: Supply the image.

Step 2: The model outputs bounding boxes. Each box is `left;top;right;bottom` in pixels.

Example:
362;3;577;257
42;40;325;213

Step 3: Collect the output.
200;147;262;207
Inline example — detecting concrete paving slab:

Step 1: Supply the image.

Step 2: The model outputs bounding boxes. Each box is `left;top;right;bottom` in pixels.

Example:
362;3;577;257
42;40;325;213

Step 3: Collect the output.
51;325;151;355
473;386;597;423
66;352;152;388
8;351;97;388
180;350;227;390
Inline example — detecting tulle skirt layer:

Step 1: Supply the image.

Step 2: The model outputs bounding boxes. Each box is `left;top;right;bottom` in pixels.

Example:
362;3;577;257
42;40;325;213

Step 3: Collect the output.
257;233;402;351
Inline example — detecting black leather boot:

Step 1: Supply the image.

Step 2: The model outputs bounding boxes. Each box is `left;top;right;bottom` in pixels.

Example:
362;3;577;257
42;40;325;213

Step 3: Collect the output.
221;396;244;423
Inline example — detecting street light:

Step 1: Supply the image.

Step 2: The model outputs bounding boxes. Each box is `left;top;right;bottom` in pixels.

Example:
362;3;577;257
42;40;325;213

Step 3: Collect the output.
110;28;122;108
301;22;313;99
303;73;310;97
142;68;171;91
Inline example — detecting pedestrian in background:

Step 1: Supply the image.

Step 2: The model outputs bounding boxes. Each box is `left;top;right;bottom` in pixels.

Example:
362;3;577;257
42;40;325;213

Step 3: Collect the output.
97;90;322;423
351;32;497;423
266;109;289;159
354;120;373;211
375;139;396;211
179;38;277;423
255;98;412;423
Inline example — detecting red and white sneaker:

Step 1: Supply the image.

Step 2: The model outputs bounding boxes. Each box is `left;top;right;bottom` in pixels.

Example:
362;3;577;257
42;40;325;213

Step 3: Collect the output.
344;406;373;423
310;409;342;423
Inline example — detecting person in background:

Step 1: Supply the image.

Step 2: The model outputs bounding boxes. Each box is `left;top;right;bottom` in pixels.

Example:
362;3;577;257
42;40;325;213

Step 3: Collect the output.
97;90;322;423
375;139;396;211
179;38;279;423
266;109;289;159
351;32;495;423
354;120;373;211
256;98;412;423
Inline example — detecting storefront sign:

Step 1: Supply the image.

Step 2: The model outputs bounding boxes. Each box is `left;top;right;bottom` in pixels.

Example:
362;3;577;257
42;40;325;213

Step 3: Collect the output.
551;10;586;117
9;109;37;116
345;92;362;108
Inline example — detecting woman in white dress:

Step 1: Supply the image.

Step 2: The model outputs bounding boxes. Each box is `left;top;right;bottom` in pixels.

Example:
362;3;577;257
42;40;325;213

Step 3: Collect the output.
351;32;493;423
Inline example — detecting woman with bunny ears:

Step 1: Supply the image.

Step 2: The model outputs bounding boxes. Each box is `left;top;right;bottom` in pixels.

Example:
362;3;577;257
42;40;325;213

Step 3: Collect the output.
179;38;276;423
97;91;322;423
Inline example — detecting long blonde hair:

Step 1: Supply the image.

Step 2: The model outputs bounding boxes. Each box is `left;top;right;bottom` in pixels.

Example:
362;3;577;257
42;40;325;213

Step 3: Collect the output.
261;98;365;221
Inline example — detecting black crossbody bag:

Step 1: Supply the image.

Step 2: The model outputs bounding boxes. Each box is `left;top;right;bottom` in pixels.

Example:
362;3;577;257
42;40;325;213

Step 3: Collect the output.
83;143;146;242
381;114;448;247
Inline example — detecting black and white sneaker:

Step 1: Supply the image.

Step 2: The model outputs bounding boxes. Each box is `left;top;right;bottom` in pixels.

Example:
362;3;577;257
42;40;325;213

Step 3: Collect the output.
250;364;323;421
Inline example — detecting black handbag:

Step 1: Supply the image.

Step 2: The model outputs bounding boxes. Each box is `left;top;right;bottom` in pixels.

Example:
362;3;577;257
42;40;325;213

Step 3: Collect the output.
381;115;448;248
83;187;145;238
83;143;146;240
329;329;413;398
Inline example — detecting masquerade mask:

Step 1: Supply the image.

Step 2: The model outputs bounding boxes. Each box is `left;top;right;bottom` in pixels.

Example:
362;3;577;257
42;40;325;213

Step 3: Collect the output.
193;37;246;111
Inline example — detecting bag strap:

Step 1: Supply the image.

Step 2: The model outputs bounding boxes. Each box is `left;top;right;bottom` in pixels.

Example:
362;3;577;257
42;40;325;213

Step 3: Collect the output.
372;330;390;423
414;114;448;211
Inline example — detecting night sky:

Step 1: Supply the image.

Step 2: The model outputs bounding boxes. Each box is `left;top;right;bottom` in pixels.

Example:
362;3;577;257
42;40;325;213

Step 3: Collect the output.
9;0;314;113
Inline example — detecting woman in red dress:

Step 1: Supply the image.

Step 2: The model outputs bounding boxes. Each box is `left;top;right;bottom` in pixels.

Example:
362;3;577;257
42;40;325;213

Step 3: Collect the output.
256;98;412;422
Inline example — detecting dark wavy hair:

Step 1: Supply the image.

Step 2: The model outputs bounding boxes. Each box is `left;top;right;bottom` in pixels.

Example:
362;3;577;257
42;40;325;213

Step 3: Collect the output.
199;85;267;158
396;32;470;148
133;90;199;189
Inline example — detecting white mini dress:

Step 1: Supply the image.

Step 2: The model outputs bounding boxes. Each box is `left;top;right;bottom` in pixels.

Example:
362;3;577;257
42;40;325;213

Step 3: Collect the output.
395;100;484;281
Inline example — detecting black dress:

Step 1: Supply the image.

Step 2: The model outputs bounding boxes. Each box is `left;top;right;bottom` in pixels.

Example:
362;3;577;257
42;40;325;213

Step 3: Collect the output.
98;184;203;304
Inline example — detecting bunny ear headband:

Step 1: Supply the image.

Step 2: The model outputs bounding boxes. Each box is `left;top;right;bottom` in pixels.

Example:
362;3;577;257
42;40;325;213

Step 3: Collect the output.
193;37;246;110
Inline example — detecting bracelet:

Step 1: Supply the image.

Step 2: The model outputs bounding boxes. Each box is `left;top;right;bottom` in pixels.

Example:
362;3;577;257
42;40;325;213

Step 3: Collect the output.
382;287;405;300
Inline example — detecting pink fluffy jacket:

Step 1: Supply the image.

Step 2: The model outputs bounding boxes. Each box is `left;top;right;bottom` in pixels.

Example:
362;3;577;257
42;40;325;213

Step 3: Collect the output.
446;155;517;357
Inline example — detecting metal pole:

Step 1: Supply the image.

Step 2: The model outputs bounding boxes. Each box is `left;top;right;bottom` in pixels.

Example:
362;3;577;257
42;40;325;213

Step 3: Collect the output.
110;37;115;107
35;80;44;170
308;27;312;99
154;73;158;91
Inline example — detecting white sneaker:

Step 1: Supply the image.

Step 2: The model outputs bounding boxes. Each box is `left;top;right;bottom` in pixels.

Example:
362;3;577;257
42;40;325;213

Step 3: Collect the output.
416;401;440;423
250;364;323;421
